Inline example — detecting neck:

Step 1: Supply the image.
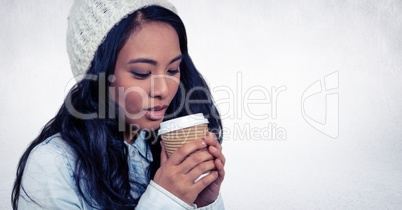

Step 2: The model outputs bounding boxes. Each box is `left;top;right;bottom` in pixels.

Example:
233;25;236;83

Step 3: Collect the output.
124;124;139;144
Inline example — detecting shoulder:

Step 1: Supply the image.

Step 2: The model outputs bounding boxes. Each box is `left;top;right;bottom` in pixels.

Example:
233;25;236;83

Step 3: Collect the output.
19;134;84;208
35;133;75;156
23;134;77;185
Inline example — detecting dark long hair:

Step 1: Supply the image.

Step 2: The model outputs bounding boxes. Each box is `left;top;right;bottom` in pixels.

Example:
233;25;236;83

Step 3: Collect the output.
11;5;222;210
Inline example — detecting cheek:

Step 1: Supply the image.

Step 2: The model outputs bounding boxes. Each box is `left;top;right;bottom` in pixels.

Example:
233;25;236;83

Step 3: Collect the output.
125;93;141;110
168;74;180;96
110;82;149;115
123;87;149;113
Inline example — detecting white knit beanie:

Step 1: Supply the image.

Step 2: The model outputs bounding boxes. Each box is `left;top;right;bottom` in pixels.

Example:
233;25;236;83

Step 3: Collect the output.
66;0;177;81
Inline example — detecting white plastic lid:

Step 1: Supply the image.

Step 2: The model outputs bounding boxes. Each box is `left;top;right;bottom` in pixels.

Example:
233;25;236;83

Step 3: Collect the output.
158;113;209;135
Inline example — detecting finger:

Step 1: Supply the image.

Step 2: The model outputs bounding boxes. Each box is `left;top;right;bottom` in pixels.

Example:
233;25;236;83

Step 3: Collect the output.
160;141;168;164
181;150;214;174
214;159;225;185
187;159;216;181
192;170;219;192
208;145;226;166
169;139;208;165
205;132;222;150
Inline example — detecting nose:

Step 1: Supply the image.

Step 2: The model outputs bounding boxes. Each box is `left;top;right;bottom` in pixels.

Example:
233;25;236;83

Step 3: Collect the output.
150;75;169;99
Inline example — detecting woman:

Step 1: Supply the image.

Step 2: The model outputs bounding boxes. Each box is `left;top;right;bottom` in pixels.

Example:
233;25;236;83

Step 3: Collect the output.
11;0;225;209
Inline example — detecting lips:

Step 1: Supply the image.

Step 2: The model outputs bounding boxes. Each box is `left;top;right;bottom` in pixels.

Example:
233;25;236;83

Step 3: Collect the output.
144;105;168;120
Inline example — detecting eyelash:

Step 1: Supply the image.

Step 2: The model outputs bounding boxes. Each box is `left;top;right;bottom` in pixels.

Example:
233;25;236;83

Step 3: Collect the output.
131;72;151;79
131;69;180;79
167;69;180;75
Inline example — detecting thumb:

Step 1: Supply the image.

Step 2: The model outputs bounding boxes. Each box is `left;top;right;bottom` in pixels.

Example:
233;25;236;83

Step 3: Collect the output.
160;141;168;164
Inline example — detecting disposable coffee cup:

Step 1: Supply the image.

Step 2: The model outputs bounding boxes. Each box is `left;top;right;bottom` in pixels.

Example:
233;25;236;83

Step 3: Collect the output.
158;113;209;157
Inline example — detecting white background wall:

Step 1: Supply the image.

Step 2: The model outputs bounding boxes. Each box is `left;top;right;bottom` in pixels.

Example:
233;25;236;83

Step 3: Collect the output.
1;0;401;209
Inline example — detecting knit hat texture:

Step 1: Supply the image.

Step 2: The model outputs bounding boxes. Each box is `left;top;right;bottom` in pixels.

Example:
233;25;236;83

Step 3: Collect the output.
67;0;177;81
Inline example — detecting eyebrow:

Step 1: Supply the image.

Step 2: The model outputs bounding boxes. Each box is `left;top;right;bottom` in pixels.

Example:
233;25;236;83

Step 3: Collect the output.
128;55;183;66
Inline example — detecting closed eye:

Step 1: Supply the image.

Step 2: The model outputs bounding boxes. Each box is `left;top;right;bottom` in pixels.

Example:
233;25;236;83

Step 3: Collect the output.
131;71;151;79
167;69;180;75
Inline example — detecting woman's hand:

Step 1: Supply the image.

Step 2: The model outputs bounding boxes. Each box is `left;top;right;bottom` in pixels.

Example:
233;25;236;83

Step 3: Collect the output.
153;138;220;205
194;132;226;207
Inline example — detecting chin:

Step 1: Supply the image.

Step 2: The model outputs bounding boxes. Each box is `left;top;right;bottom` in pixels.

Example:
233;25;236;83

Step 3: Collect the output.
135;118;164;131
146;122;162;131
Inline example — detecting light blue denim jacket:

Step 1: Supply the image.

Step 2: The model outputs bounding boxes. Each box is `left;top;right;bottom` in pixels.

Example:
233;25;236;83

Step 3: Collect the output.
18;132;224;209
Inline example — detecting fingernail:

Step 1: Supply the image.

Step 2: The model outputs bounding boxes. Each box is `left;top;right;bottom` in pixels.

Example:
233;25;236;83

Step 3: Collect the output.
201;140;206;146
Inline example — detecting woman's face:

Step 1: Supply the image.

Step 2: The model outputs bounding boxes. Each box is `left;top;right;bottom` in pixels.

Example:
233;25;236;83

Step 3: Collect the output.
110;22;181;132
